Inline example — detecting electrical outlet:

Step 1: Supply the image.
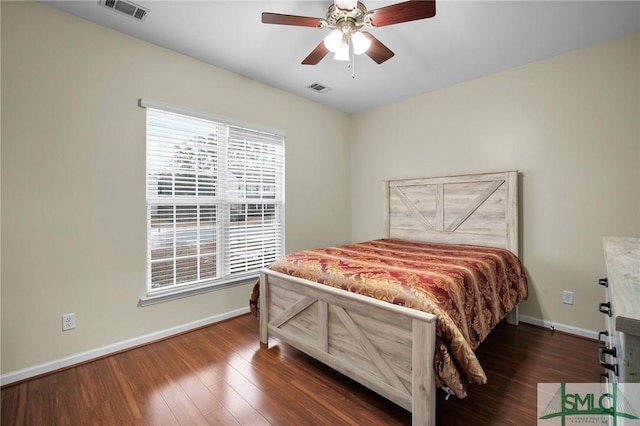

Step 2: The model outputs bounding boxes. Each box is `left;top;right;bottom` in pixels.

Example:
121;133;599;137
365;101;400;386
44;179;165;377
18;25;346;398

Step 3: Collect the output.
562;291;574;305
62;313;76;331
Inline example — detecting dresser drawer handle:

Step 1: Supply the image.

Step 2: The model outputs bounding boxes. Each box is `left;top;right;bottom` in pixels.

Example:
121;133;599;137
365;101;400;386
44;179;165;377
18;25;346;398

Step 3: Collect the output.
600;361;618;376
599;346;617;361
599;302;612;317
599;278;608;288
598;330;609;348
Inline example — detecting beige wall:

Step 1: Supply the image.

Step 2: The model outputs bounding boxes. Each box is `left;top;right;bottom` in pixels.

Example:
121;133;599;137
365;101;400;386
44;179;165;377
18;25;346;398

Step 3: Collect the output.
351;33;640;333
1;1;351;374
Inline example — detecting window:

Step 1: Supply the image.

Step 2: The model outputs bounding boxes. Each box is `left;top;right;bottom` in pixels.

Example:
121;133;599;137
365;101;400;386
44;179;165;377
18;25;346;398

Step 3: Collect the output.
141;99;284;302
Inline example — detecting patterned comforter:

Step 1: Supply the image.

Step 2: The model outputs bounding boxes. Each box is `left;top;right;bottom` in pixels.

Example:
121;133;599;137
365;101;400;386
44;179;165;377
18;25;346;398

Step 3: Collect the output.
249;238;528;398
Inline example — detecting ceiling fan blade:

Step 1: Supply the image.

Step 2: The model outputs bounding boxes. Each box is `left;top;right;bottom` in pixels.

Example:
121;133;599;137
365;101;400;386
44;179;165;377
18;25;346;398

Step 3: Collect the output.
361;32;395;64
369;0;436;27
302;41;330;65
261;12;324;27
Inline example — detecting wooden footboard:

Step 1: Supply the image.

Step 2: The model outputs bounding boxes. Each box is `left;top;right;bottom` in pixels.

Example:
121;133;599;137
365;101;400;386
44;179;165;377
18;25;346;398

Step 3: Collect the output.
260;269;437;426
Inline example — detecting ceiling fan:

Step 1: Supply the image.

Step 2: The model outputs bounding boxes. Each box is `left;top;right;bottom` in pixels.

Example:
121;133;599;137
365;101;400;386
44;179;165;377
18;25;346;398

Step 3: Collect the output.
261;0;436;69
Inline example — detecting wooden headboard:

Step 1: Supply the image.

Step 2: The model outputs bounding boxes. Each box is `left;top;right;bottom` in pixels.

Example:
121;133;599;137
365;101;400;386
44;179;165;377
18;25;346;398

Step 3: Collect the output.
383;171;519;255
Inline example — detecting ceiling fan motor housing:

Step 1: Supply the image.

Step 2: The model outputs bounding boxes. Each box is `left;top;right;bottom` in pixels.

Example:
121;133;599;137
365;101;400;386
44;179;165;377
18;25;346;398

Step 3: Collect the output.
327;2;369;29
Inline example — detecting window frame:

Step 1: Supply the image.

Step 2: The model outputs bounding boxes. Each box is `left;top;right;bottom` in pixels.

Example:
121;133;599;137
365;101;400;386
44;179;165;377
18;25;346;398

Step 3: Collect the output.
139;99;285;306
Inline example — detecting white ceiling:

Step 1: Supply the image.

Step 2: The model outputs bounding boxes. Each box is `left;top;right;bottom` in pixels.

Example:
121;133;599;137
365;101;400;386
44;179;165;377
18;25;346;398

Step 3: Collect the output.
43;0;640;114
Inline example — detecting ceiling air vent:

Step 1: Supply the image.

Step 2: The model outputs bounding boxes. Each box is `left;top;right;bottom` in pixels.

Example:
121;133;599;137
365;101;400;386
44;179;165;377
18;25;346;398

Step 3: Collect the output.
307;83;331;94
99;0;149;21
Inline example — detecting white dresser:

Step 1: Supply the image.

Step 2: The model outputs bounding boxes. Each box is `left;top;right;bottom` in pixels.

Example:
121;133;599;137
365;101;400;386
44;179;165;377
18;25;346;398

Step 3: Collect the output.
599;236;640;384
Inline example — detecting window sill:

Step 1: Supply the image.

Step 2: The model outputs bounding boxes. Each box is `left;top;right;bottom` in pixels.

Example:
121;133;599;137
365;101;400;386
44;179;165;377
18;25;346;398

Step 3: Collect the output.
139;275;258;307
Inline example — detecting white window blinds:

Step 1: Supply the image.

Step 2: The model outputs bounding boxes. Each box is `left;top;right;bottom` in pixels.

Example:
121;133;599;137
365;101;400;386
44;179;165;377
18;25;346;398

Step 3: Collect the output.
226;126;284;275
144;101;284;295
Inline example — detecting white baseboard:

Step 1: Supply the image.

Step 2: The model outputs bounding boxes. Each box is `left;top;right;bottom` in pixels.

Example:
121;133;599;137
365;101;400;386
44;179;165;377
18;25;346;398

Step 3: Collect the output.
1;307;251;386
518;315;598;340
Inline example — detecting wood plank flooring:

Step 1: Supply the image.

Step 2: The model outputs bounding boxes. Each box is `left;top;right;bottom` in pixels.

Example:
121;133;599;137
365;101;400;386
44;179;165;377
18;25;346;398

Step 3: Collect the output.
2;314;601;425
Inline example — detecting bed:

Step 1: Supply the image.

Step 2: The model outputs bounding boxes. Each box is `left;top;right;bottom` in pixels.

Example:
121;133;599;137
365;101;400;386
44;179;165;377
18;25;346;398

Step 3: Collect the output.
250;171;527;426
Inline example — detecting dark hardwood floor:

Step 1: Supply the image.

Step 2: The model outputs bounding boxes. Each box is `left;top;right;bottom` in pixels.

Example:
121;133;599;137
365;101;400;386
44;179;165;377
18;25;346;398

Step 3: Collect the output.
2;314;601;425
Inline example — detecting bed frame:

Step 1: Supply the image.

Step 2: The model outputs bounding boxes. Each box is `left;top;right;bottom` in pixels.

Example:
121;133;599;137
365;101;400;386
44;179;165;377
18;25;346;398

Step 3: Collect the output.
259;171;520;426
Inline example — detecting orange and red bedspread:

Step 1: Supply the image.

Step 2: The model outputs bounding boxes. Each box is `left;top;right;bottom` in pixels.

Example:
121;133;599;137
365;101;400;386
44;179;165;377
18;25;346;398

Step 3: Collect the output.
250;238;527;397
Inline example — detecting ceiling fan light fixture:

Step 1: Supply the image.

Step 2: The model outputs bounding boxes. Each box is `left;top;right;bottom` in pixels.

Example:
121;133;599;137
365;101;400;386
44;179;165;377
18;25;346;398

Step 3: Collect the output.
351;31;371;55
324;29;343;52
333;43;350;61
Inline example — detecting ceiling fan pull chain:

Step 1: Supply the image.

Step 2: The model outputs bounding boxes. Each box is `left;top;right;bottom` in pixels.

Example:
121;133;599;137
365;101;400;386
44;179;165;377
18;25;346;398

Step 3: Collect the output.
349;38;356;78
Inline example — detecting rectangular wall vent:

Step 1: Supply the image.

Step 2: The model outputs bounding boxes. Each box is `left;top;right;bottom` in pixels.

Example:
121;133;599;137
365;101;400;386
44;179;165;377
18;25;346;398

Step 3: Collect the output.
307;83;331;94
99;0;148;21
